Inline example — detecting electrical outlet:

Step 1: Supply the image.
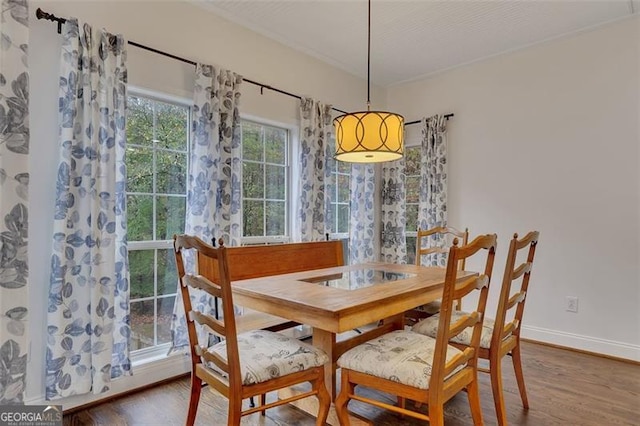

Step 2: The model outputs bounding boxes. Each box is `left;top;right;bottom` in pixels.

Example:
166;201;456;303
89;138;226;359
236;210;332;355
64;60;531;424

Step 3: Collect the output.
566;296;578;313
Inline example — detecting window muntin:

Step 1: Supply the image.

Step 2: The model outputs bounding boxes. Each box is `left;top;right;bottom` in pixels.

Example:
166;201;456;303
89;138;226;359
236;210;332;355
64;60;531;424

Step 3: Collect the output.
126;93;189;353
241;120;289;244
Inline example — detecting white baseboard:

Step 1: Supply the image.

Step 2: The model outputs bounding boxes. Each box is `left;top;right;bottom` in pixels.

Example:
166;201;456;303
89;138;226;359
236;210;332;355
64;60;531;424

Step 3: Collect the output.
25;353;191;410
522;324;640;362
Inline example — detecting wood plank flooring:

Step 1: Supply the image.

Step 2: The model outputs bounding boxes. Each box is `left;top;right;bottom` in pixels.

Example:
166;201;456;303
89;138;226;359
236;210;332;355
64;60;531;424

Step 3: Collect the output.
63;341;640;425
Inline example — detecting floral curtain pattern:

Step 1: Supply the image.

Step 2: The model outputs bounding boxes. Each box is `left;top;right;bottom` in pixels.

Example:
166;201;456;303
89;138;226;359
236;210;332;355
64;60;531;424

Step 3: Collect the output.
418;114;448;266
170;64;243;351
381;160;407;264
348;164;376;264
46;19;130;399
0;0;29;405
297;97;332;242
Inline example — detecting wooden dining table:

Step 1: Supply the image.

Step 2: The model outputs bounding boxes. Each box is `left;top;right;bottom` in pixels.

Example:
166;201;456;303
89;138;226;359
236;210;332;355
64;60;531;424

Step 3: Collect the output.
230;262;477;400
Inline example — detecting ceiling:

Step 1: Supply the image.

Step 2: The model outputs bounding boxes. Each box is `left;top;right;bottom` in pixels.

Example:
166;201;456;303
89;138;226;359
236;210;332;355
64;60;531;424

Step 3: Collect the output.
197;0;637;87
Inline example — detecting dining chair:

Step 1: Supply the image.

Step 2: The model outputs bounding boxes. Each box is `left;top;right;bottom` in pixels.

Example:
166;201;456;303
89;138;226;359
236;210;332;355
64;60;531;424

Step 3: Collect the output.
405;226;470;325
173;234;331;426
335;234;497;425
413;231;539;425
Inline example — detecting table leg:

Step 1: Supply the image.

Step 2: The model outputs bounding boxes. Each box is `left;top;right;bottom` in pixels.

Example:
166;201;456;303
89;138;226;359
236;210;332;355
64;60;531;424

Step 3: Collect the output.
312;327;337;400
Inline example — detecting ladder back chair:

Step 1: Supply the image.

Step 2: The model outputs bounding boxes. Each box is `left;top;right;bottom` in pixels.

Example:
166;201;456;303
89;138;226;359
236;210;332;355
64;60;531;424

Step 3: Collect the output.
335;234;497;426
413;231;539;425
174;235;331;426
406;226;470;324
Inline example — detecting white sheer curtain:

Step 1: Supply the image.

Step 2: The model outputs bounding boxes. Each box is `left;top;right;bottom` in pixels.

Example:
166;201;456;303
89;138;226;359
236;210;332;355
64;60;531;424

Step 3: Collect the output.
0;0;29;405
381;160;407;264
46;19;130;399
418;114;449;266
295;97;333;242
170;64;243;351
349;164;376;264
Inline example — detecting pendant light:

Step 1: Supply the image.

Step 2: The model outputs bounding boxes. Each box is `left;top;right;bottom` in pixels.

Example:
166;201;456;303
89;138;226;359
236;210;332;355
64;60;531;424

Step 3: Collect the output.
334;0;405;163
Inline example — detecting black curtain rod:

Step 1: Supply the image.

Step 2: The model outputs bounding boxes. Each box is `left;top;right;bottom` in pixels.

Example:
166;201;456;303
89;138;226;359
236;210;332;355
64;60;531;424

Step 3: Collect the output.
36;7;452;126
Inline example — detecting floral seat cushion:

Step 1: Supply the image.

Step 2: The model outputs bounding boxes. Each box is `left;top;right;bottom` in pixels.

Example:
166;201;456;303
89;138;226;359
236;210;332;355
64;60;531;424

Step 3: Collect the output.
337;330;464;390
412;310;495;349
206;330;329;386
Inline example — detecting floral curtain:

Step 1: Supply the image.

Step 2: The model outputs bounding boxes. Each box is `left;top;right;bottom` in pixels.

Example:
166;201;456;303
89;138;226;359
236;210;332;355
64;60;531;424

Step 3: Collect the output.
170;64;243;350
46;19;130;399
418;114;448;266
0;0;29;405
297;97;332;242
381;160;407;264
348;164;376;264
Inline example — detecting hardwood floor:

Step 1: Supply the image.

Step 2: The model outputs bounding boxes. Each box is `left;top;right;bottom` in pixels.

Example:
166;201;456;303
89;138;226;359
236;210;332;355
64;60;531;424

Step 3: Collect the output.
63;341;639;425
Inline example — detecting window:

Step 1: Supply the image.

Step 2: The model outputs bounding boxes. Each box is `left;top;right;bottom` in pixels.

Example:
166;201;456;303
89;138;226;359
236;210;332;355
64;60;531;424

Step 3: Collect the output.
326;159;351;238
126;93;189;354
241;120;289;244
405;145;421;264
326;155;351;263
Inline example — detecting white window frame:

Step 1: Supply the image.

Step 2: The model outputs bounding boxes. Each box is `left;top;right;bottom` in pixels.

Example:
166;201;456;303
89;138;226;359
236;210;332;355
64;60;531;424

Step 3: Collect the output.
327;158;350;241
239;116;294;246
126;86;191;364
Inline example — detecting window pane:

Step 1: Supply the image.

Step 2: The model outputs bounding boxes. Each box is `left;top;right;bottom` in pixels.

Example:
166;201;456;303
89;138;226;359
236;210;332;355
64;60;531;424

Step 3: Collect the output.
338;160;351;174
337;174;350;202
156;150;187;194
265;201;285;236
337;204;349;233
242;122;263;161
406;237;417;265
243;200;264;236
157;248;178;296
406;176;420;203
405;147;421;175
265;165;285;200
156;196;186;240
129;250;154;299
130;300;154;350
243;162;264;198
127;194;153;241
126;147;153;193
155;101;188;150
406;204;418;233
127;96;154;147
157;296;175;345
265;127;286;164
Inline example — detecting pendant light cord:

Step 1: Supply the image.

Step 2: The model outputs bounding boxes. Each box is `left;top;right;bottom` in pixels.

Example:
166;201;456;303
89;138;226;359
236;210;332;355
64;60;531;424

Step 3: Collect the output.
367;0;371;111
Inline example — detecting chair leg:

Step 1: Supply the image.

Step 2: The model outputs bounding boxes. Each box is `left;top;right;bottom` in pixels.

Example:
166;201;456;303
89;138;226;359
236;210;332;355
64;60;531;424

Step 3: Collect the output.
186;374;202;426
335;370;354;426
490;355;508;426
427;402;445;426
228;396;243;426
467;377;484;426
260;393;267;416
314;370;331;426
511;343;529;409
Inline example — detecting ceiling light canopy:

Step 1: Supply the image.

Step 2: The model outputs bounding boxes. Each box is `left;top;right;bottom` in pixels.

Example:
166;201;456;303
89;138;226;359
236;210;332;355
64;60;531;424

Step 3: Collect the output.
334;0;404;163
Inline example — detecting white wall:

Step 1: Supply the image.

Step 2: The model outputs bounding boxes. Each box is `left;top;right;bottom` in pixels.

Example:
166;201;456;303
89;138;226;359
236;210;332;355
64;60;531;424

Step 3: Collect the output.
28;0;381;407
389;16;640;360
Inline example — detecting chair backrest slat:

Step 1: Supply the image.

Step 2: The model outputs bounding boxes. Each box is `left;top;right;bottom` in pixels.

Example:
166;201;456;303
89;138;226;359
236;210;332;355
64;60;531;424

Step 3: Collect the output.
182;274;223;298
190;310;225;338
448;311;481;339
416;226;469;270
